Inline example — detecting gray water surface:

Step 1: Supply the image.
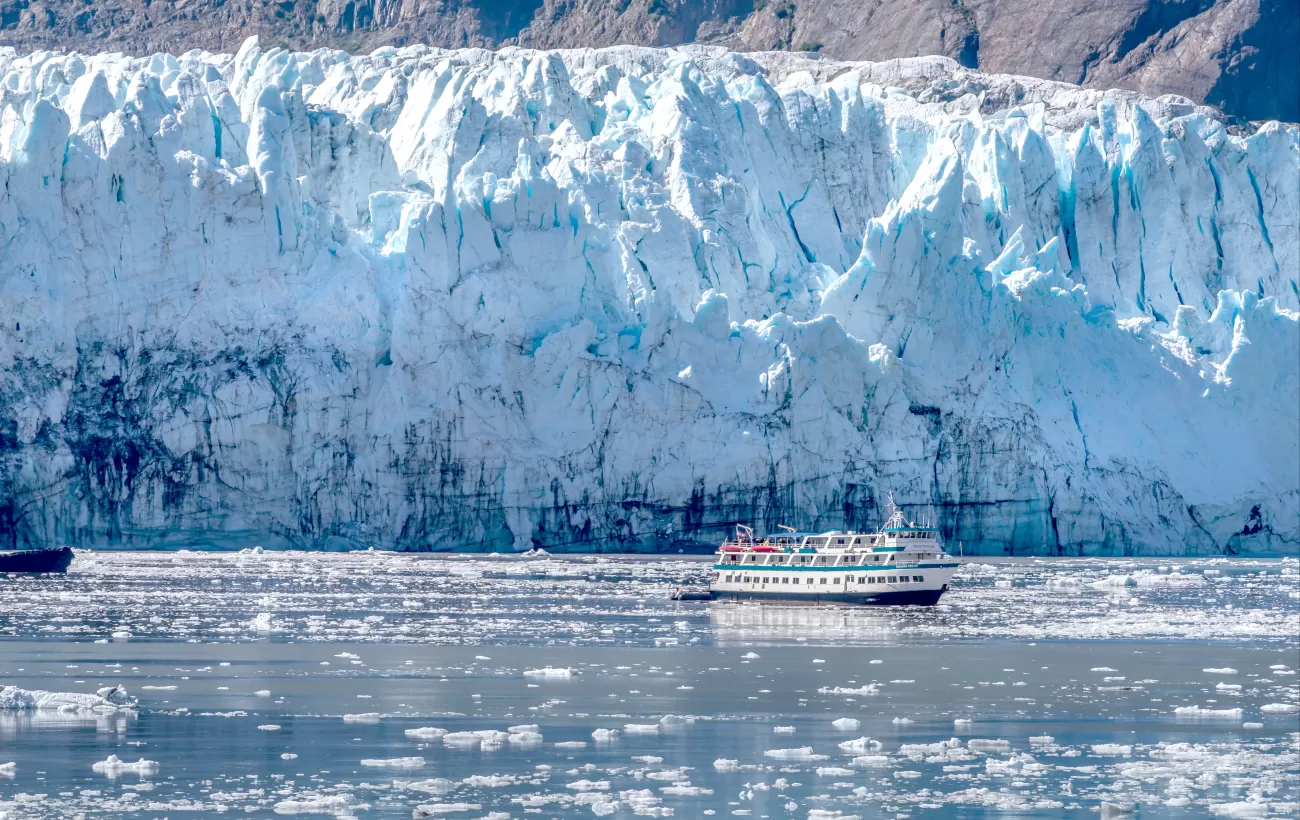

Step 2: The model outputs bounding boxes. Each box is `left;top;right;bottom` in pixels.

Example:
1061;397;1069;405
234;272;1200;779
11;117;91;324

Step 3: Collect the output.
0;552;1296;818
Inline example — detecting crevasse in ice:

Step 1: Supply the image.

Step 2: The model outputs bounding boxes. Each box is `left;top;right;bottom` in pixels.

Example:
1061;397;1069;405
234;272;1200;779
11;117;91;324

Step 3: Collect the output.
0;41;1295;554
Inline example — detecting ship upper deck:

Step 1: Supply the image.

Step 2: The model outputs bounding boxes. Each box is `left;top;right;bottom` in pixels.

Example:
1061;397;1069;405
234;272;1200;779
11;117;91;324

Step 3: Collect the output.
717;528;945;555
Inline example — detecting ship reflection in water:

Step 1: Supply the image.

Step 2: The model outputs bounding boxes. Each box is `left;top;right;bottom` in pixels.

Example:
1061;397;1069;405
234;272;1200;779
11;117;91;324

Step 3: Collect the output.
708;599;912;644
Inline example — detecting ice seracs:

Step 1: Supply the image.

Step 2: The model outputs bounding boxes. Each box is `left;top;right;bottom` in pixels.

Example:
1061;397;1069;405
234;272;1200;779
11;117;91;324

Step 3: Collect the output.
0;39;1295;556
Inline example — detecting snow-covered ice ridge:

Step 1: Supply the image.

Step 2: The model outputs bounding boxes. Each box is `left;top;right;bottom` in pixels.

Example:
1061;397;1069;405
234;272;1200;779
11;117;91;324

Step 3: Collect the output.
0;40;1296;554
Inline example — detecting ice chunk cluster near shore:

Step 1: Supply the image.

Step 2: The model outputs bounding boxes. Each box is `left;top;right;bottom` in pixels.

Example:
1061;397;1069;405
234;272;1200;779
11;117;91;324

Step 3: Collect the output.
0;40;1295;554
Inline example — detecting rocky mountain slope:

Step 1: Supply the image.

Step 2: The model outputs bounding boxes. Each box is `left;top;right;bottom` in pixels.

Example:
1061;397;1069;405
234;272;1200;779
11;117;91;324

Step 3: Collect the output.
0;41;1295;554
0;0;1295;122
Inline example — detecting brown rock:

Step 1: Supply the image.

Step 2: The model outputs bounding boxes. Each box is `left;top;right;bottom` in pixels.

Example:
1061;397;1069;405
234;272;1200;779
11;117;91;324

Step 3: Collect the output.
0;0;1293;120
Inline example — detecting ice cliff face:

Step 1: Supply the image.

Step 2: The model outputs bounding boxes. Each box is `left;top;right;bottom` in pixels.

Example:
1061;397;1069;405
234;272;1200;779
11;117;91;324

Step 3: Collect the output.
0;41;1296;554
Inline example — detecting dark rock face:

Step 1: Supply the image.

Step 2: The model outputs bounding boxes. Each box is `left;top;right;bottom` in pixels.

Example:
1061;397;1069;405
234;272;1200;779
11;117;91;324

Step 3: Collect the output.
0;0;1295;121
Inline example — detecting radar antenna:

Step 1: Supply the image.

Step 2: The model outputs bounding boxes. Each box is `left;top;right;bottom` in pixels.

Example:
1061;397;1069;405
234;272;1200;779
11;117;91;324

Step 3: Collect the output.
882;489;908;531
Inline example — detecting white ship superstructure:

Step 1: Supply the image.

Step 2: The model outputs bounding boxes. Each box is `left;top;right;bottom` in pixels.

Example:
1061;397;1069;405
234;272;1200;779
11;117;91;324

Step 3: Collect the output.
706;501;960;605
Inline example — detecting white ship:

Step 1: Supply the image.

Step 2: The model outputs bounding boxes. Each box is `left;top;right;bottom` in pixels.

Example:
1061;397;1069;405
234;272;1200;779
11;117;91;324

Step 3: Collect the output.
703;500;961;606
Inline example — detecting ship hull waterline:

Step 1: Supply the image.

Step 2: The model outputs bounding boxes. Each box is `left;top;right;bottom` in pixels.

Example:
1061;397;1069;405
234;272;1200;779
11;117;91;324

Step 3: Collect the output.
708;587;947;606
0;547;74;573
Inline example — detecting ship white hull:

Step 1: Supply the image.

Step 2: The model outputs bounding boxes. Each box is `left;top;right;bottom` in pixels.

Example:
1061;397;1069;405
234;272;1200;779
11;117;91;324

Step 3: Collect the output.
707;564;958;606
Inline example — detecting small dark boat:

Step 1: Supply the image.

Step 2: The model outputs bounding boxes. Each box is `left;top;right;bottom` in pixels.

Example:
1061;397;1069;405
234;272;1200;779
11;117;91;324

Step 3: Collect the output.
0;547;74;573
670;586;712;602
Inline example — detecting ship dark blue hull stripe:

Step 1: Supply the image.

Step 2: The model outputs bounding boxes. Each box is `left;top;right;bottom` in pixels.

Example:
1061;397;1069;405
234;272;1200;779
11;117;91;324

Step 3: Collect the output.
709;588;946;606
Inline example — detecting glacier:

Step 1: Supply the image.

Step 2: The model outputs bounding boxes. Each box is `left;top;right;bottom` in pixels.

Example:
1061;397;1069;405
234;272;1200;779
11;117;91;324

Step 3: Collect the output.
0;40;1296;555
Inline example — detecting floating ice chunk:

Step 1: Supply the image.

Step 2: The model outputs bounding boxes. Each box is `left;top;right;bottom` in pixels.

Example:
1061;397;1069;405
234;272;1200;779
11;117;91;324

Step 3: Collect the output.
335;653;359;659
763;747;828;761
0;762;14;776
773;726;796;734
554;741;587;749
524;667;574;679
967;739;1012;753
1242;722;1264;729
808;811;861;820
818;685;879;696
92;756;159;777
0;684;135;712
250;613;274;632
592;728;619;741
280;753;298;760
274;795;360;814
624;724;660;734
406;727;448;739
509;724;540;733
463;774;516;787
1091;667;1118;672
1260;703;1299;714
1174;706;1244;718
1203;667;1238;674
954;718;973;726
713;759;740;772
891;717;913;725
742;653;760;659
509;732;544;745
412;803;483;817
902;739;961;756
360;756;425;768
399;779;455;795
1090;744;1133;756
258;724;281;731
1207;802;1272;818
838;737;881;753
1216;683;1242;691
660;785;712;795
566;779;610;791
444;730;510;748
140;685;177;691
254;690;271;697
1028;736;1055;745
851;755;891;768
831;718;860;731
1045;577;1083;590
343;713;381;723
815;767;855;776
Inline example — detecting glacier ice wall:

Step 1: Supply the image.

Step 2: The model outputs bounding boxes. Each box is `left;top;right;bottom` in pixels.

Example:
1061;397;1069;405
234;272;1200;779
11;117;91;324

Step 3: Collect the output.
0;42;1296;554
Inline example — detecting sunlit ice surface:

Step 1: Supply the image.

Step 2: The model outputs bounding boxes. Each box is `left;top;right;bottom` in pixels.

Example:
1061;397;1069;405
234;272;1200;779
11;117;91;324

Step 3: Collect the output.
0;551;1296;818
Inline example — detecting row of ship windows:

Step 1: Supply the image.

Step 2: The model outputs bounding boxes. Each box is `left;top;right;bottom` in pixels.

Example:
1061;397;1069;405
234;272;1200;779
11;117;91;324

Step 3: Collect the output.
722;574;925;585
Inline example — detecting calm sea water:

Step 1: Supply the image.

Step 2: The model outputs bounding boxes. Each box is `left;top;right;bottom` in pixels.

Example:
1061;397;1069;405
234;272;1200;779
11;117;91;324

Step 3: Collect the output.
0;552;1296;819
